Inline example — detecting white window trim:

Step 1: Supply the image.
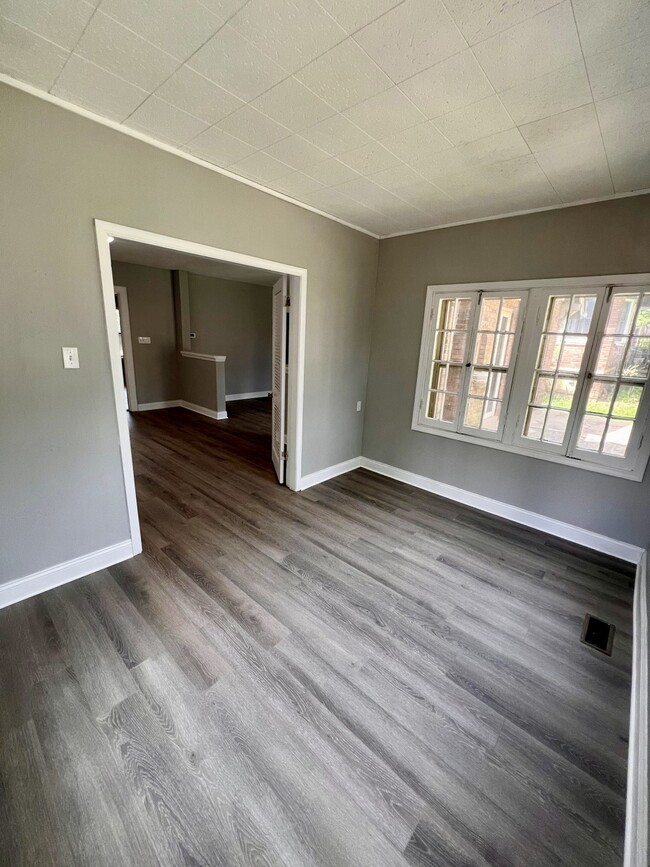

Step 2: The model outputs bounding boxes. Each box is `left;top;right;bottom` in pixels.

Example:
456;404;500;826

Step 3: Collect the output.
412;274;650;482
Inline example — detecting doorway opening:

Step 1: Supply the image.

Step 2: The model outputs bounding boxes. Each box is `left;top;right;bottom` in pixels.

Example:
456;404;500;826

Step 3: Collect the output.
95;220;307;557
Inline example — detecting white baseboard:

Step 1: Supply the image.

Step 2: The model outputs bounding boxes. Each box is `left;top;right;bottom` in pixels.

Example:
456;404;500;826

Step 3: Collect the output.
137;400;181;411
625;550;648;867
360;457;644;564
180;401;228;420
0;540;135;610
226;391;270;401
300;456;362;490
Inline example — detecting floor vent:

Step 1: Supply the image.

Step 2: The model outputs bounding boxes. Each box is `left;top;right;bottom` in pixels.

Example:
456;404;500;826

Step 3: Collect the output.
580;613;615;656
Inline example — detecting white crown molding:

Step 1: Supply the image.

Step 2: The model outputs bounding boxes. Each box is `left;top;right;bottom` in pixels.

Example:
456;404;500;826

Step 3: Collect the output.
0;73;379;240
6;74;649;243
0;540;134;609
380;188;650;239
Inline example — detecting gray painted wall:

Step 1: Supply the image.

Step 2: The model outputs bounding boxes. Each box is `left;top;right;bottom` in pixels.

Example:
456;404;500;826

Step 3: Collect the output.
187;274;272;397
111;261;178;405
0;84;377;582
364;195;650;548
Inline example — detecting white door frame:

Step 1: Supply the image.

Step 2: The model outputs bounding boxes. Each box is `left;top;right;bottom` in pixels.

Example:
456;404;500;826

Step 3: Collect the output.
95;219;307;555
113;285;138;412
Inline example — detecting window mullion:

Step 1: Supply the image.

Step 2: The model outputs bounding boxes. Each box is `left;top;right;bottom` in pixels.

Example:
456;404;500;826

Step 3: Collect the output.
566;290;610;458
455;294;482;433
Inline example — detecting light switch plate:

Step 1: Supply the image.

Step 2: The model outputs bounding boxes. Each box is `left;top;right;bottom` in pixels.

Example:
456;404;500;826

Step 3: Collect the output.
138;336;151;344
62;347;79;369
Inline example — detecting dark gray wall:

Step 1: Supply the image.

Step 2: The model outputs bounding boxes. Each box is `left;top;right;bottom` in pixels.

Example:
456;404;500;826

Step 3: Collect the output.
187;274;272;397
0;84;377;582
365;195;650;548
111;261;178;405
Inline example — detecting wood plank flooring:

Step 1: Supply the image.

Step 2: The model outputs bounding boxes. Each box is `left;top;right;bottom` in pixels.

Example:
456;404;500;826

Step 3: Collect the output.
0;398;635;866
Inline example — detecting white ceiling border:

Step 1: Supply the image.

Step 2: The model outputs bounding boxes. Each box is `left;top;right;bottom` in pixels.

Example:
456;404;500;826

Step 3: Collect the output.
0;73;380;239
2;73;649;243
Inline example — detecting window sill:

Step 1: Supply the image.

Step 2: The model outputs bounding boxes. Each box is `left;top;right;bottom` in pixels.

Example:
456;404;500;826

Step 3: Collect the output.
411;421;646;482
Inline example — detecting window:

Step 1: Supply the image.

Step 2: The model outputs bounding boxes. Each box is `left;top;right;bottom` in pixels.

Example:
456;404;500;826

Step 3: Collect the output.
413;277;650;480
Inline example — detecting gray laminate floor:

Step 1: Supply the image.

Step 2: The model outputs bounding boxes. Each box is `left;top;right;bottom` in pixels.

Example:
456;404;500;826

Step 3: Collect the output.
0;399;634;866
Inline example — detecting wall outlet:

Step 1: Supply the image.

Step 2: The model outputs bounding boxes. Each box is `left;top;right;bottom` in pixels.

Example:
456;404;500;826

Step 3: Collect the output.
138;336;151;344
356;401;362;412
62;347;79;369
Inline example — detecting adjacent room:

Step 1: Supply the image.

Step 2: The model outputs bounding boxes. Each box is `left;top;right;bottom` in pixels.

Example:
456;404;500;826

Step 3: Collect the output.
1;1;649;865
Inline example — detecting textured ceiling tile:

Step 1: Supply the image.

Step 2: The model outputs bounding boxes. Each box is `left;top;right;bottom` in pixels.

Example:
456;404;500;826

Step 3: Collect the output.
303;157;361;185
354;0;467;83
188;25;287;101
252;78;336;132
573;0;650;57
155;66;244;124
596;84;650;132
0;18;68;89
391;182;454;213
381;121;452;161
337;141;402;174
458;128;530;167
125;96;209;145
229;0;347;73
100;0;224;60
473;2;582;93
75;11;178;91
586;36;650;102
334;176;405;208
186;125;256;165
1;0;94;51
432;95;514;146
410;146;470;184
441;0;560;45
498;60;592;126
369;163;423;191
315;0;404;34
300;114;372;155
603;130;650;192
295;40;392;112
270;171;324;197
534;136;614;201
190;0;248;18
400;50;493;118
520;104;601;153
263;135;329;170
229;150;292;182
217;105;290;148
52;54;148;120
342;87;426;139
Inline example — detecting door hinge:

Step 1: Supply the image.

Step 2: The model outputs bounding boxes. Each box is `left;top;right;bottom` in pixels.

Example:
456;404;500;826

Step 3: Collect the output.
285;293;291;308
281;446;288;460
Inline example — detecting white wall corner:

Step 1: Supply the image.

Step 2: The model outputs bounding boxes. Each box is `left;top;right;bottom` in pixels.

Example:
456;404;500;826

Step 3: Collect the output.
359;457;644;564
0;540;135;610
300;457;362;490
180;401;227;420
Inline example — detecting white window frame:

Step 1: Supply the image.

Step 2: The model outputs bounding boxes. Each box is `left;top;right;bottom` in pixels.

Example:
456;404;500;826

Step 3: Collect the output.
412;275;650;482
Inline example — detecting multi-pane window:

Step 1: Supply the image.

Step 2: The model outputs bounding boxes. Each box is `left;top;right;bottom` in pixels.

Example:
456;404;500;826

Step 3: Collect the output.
413;278;650;479
422;291;524;440
523;294;597;447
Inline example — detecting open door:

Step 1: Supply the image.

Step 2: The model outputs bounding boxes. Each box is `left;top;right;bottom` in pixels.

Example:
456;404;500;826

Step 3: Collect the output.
272;275;288;484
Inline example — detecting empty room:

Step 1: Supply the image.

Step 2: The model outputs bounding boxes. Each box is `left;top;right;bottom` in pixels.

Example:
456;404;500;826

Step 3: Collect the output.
0;0;648;865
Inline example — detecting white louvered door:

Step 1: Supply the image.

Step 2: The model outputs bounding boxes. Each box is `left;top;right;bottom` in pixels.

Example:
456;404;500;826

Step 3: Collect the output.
271;275;288;484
